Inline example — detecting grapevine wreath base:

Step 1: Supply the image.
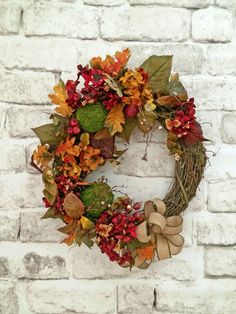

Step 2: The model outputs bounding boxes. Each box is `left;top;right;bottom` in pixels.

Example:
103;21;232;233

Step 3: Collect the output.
32;49;206;269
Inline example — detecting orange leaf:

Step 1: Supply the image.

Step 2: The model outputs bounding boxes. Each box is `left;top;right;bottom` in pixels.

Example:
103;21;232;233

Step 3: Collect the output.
90;49;130;77
33;145;53;169
56;137;75;156
137;244;155;260
49;80;72;117
105;104;125;136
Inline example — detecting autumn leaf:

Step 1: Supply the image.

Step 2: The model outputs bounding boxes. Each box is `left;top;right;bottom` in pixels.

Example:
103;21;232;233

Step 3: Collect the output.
182;121;205;146
80;216;95;230
49;80;72;117
94;128;112;140
157;95;179;107
56;137;75;156
90;48;130;77
105;104;125;136
33;145;53;169
119;117;137;143
42;168;58;205
167;132;182;155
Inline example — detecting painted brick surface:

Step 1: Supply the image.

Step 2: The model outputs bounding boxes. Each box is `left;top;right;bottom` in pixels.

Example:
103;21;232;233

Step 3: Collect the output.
0;0;235;313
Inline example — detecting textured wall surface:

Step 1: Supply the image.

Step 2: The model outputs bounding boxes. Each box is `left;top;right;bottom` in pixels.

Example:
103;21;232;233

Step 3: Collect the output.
0;0;236;313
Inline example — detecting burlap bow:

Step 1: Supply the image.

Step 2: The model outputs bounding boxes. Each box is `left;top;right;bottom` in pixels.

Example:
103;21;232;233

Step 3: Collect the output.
135;198;184;266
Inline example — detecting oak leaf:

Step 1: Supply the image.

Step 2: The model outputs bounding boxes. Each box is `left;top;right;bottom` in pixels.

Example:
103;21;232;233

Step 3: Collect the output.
49;80;72;117
105;104;125;136
33;145;53;169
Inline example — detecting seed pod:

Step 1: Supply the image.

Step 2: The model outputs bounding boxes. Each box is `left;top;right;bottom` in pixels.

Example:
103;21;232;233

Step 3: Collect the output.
64;192;84;219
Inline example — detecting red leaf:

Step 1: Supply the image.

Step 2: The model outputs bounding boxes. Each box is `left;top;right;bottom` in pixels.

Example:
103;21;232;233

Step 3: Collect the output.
182;121;204;146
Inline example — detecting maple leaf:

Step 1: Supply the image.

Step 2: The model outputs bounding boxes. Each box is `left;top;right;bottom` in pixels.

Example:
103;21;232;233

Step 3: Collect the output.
33;145;53;169
48;80;72;117
104;104;125;136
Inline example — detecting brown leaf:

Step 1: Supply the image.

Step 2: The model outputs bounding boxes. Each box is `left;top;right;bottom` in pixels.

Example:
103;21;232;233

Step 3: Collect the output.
90;134;115;159
105;104;125;136
157;95;179;107
94;128;112;140
182;121;205;146
64;192;85;219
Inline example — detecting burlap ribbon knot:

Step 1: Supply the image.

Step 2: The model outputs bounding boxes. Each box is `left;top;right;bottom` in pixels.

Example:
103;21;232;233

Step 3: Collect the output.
136;198;184;266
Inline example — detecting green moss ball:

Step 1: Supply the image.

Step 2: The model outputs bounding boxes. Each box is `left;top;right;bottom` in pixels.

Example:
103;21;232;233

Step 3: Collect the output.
76;103;108;133
80;182;114;220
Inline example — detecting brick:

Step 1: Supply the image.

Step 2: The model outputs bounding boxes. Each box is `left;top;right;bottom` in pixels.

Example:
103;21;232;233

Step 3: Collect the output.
0;257;10;277
114;143;175;177
192;7;233;42
27;280;116;313
126;43;204;74
0;281;18;314
84;0;125;5
101;6;191;41
154;279;236;313
0;211;20;241
206;44;236;75
0;106;7;138
0;173;43;208
8;106;52;138
24;2;98;39
221;114;236;144
0;140;25;171
0;3;21;34
0;242;69;279
118;282;154;314
205;247;236;277
196;111;222;144
183;76;236;110
0;71;54;104
20;209;64;242
216;0;236;8
129;0;209;8
208;180;236;213
196;214;236;245
205;145;236;180
0;37;78;72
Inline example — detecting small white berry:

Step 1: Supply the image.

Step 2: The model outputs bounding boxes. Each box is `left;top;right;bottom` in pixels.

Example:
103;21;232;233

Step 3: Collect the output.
127;205;132;210
158;126;163;130
101;201;105;206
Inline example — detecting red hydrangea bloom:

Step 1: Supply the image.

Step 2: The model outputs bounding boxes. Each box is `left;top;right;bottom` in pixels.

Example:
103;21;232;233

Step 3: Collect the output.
165;98;204;145
96;209;142;266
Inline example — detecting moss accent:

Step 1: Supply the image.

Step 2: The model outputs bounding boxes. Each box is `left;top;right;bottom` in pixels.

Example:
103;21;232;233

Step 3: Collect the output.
80;182;114;220
76;103;108;133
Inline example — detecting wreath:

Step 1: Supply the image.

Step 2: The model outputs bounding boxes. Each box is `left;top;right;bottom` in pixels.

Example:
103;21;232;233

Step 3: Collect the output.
32;49;206;269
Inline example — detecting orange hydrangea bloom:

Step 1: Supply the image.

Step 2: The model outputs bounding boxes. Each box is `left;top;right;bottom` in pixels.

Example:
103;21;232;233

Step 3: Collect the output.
79;146;104;172
119;68;154;108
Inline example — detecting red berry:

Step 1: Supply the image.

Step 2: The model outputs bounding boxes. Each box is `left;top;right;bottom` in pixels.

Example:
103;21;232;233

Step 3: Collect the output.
73;126;80;134
133;202;142;210
124;105;139;118
123;198;131;206
67;127;74;134
70;118;78;127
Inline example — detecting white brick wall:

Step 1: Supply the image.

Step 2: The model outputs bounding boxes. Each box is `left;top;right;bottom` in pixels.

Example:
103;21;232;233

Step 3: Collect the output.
0;0;235;313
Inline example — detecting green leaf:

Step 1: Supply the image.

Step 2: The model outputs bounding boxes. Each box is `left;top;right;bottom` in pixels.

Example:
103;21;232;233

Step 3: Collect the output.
82;237;94;248
58;220;78;235
141;55;172;94
119;117;137;143
168;79;188;101
32;124;63;145
41;207;63;220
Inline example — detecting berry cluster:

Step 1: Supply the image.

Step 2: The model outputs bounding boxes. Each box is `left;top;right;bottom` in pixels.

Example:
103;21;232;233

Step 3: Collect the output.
96;198;143;266
67;118;80;135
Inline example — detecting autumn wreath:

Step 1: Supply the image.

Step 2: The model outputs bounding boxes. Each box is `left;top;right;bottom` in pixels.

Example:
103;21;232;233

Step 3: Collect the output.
32;49;206;269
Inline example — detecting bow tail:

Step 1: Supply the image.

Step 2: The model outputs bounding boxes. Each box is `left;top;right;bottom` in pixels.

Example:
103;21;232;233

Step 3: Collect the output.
165;234;184;255
155;234;171;260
